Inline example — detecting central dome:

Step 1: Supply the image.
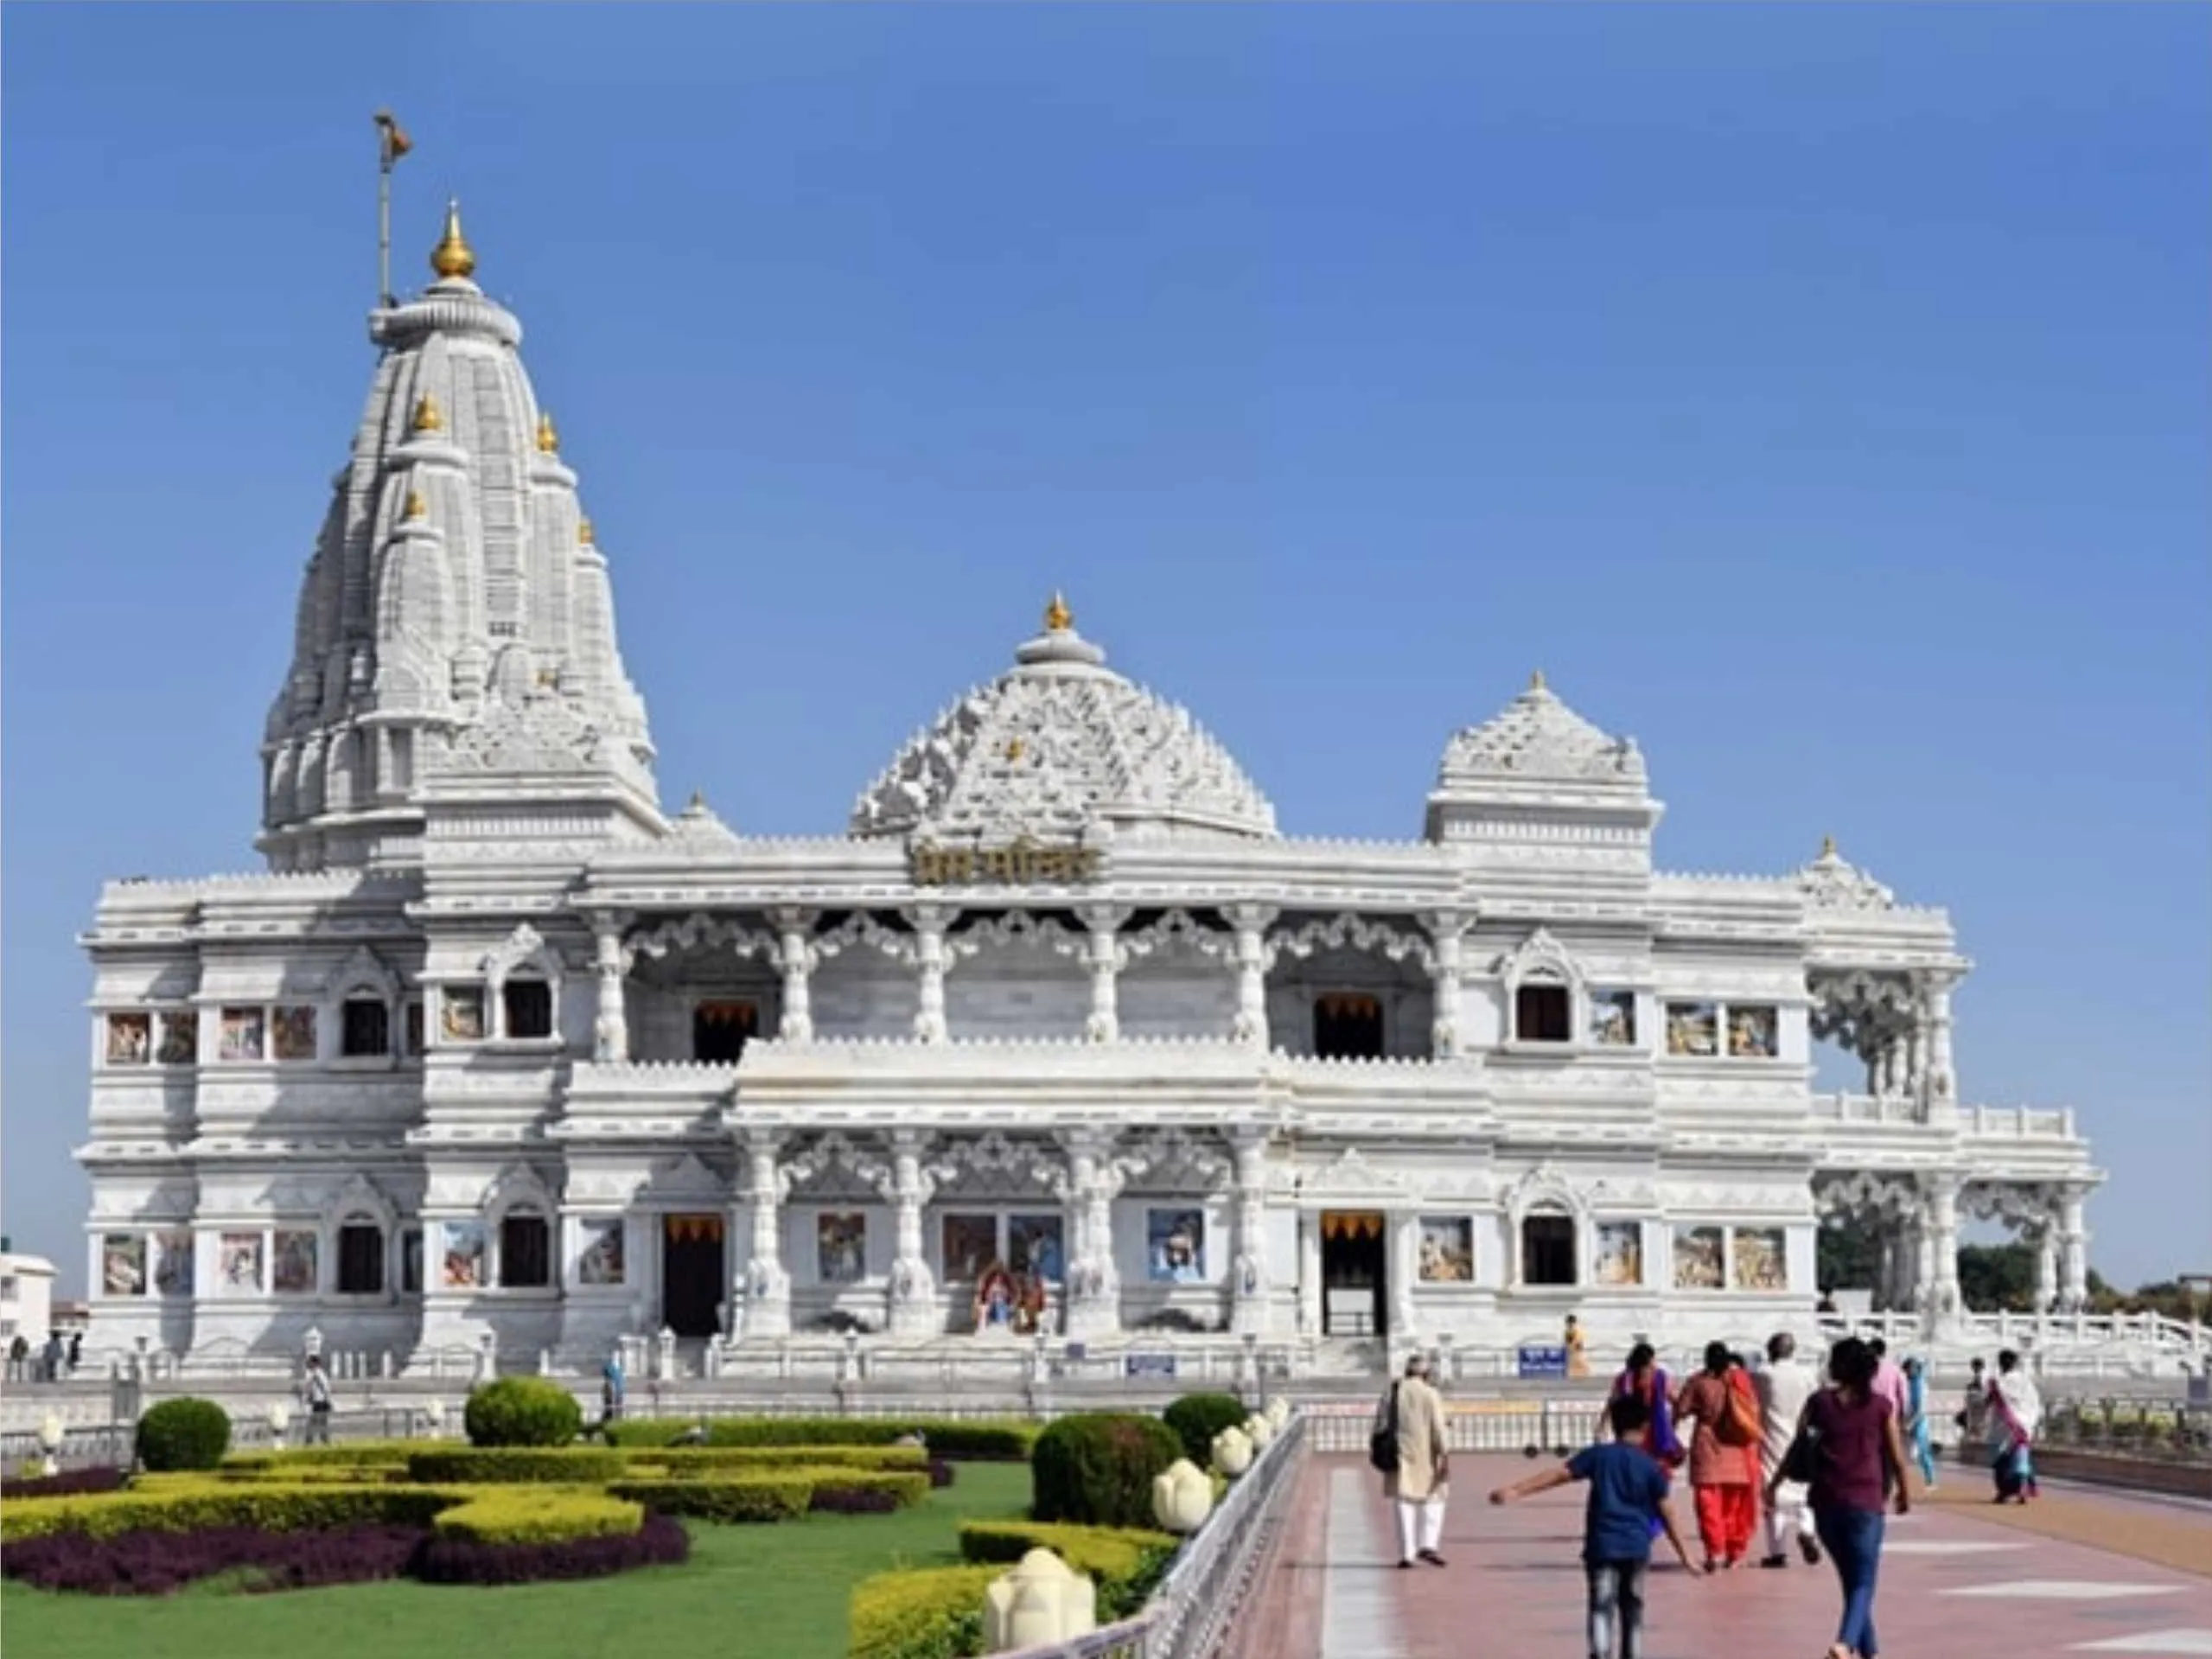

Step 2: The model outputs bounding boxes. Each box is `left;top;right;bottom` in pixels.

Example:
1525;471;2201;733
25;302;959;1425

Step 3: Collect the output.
850;598;1278;843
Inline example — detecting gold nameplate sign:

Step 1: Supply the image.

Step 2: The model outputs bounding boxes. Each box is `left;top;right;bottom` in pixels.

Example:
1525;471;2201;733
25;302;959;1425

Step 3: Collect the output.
909;838;1102;886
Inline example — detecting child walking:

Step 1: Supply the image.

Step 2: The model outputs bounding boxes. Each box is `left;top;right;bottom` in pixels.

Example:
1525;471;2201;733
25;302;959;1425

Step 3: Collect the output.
1492;1395;1705;1659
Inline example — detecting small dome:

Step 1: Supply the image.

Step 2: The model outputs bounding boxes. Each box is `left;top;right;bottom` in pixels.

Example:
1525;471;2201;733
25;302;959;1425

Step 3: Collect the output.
850;599;1278;842
1437;674;1645;788
1797;837;1896;912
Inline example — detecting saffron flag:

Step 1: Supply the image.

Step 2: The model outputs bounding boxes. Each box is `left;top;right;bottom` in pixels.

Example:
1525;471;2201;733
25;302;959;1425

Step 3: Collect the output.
376;111;412;167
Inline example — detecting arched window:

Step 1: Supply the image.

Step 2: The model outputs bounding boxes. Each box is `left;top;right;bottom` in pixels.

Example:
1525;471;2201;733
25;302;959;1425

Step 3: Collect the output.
502;976;554;1041
1314;992;1385;1060
341;998;392;1056
1514;983;1572;1043
1520;1212;1578;1286
500;1205;551;1289
336;1215;386;1294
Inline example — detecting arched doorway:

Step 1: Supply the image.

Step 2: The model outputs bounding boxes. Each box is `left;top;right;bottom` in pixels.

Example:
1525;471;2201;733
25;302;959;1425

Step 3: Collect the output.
1321;1210;1388;1336
661;1214;727;1337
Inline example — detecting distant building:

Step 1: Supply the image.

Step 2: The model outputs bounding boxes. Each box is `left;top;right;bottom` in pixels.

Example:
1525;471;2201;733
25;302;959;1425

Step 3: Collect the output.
0;1249;58;1350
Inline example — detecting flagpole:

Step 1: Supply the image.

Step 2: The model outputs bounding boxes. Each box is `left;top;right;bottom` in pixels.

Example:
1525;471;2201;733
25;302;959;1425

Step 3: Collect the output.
373;109;410;307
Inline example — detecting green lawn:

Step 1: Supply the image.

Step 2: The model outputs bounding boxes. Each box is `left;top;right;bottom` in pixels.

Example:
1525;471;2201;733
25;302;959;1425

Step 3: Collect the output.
1;1464;1031;1659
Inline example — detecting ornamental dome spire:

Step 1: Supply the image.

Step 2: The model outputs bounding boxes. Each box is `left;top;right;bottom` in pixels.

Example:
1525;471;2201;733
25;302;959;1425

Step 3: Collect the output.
430;199;476;280
1044;591;1073;633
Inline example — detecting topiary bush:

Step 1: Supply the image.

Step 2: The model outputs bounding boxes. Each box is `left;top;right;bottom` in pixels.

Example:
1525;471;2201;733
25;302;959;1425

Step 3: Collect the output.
135;1399;232;1472
604;1475;813;1524
463;1377;583;1448
849;1564;1000;1659
406;1446;625;1484
430;1490;642;1546
1162;1393;1249;1465
1030;1412;1182;1529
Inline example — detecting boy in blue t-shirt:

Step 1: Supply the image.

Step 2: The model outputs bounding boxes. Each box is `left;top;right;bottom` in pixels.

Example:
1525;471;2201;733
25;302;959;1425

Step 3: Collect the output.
1491;1394;1702;1659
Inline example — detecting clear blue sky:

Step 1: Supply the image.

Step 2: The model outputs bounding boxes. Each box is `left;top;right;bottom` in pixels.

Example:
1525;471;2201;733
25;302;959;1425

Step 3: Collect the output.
4;5;2206;1294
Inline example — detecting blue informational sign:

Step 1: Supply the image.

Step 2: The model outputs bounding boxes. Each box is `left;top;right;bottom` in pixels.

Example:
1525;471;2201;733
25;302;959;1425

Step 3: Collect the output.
1125;1353;1179;1380
1517;1345;1569;1379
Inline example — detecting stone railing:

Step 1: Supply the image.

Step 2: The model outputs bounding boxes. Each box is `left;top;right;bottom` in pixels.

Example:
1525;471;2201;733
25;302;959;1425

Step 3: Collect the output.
1001;1413;1310;1659
1962;1104;2077;1139
1808;1092;1921;1124
1304;1397;1604;1455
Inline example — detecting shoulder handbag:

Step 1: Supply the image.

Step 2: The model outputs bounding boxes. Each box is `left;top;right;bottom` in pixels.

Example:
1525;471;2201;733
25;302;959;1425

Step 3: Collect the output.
1368;1381;1402;1474
1779;1404;1824;1487
1722;1379;1763;1445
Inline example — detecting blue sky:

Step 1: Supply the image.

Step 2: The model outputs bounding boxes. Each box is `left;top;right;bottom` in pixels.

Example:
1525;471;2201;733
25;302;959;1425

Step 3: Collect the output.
3;5;2206;1293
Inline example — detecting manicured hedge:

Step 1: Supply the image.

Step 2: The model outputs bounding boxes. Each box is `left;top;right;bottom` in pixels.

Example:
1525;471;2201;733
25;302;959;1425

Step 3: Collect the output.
1163;1393;1249;1465
629;1445;928;1475
414;1511;689;1586
959;1520;1179;1620
849;1563;999;1659
0;1467;128;1501
431;1490;643;1546
463;1377;583;1448
2;1521;424;1597
785;1466;930;1509
605;1476;813;1525
136;1399;232;1472
407;1447;627;1485
606;1416;1037;1460
0;1482;454;1544
1030;1413;1183;1529
224;1442;418;1471
208;1463;406;1486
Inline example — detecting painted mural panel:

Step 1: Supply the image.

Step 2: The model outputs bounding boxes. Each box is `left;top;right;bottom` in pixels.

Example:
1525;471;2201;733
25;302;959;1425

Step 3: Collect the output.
1147;1209;1206;1283
1594;1222;1644;1287
1418;1216;1475;1282
816;1213;867;1286
102;1234;147;1296
1732;1227;1788;1291
1673;1225;1724;1290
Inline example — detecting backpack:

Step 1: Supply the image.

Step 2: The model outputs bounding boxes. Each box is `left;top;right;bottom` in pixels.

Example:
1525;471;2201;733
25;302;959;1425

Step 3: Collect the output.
1716;1376;1762;1446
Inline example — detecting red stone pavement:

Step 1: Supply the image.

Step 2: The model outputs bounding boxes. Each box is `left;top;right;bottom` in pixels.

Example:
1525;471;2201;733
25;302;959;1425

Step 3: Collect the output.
1235;1453;2212;1659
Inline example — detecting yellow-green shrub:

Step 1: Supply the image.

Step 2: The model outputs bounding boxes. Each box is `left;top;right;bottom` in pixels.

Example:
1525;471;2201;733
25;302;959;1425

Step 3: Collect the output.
849;1564;999;1659
607;1416;1037;1460
958;1520;1179;1618
629;1445;927;1476
407;1447;627;1484
223;1441;418;1471
0;1482;455;1543
431;1490;643;1546
604;1474;813;1524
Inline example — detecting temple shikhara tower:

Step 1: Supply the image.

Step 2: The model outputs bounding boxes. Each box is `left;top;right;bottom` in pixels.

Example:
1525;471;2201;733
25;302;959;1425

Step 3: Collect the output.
79;205;2115;1383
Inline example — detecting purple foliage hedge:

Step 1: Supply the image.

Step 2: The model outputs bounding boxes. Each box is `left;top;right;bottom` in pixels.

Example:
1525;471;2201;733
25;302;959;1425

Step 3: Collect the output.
1;1467;129;1501
412;1512;689;1585
806;1484;902;1515
926;1459;956;1490
3;1513;689;1597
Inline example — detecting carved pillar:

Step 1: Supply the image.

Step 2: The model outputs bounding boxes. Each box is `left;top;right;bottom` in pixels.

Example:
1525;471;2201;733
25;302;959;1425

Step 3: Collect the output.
2057;1187;2089;1312
1297;1209;1323;1337
1904;1028;1925;1102
1228;903;1276;1049
1062;1130;1124;1339
1924;975;1958;1108
590;919;628;1063
1389;1210;1419;1350
771;908;814;1043
1876;1234;1897;1311
1229;1129;1270;1335
1923;1174;1962;1330
1081;906;1123;1044
2034;1220;2059;1313
885;1130;940;1337
910;906;948;1044
737;1129;790;1338
1425;910;1466;1060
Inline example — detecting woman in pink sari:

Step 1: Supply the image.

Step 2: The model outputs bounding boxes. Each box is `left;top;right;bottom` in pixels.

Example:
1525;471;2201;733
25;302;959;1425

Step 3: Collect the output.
1610;1343;1686;1468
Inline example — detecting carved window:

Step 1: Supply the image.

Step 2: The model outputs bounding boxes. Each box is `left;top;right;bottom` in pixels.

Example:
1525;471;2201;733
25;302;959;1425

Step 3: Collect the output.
499;1210;551;1289
1521;1214;1578;1286
337;1221;386;1294
692;1000;758;1064
441;987;485;1043
1664;1001;1719;1057
502;979;553;1041
1725;1005;1778;1059
341;999;392;1057
1514;984;1572;1043
1314;993;1384;1060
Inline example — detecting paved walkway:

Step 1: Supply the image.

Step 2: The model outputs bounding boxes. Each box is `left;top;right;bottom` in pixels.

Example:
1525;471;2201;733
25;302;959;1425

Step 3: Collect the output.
1243;1454;2212;1659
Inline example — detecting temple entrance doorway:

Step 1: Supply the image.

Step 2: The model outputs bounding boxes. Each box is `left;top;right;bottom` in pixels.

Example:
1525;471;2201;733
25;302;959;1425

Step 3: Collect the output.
661;1214;726;1337
1321;1211;1387;1337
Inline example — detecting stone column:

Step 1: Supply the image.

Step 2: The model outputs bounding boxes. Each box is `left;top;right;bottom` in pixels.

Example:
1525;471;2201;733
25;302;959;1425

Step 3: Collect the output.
737;1129;790;1339
1924;977;1958;1107
1081;906;1123;1044
1876;1234;1897;1311
1228;903;1276;1049
2057;1187;2089;1312
1425;910;1465;1059
771;908;814;1043
2034;1222;2059;1313
1061;1129;1124;1339
1389;1210;1419;1350
885;1130;940;1337
1229;1129;1270;1335
909;906;948;1043
1923;1175;1963;1330
1904;1028;1925;1103
590;920;628;1062
1297;1209;1323;1337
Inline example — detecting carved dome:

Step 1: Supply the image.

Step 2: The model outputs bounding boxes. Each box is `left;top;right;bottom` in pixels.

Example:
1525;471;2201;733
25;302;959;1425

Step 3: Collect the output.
1437;673;1645;787
850;600;1278;843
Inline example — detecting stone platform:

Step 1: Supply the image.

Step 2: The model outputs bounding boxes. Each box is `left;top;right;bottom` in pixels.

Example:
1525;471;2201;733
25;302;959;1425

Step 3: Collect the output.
1241;1453;2212;1658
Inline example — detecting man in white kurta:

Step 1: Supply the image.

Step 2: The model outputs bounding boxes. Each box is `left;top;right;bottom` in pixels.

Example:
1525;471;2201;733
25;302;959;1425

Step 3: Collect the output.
1377;1352;1451;1567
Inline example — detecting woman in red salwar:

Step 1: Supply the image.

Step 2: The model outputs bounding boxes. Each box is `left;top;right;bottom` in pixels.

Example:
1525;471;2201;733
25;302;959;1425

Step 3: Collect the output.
1673;1341;1761;1569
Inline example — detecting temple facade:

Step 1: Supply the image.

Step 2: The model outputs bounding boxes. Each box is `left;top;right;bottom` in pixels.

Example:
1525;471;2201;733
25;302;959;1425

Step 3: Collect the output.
77;207;2103;1375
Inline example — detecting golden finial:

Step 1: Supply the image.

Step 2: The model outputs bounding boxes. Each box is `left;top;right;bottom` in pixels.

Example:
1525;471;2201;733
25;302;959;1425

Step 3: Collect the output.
430;198;476;280
1820;833;1838;860
1005;737;1026;762
1529;669;1546;692
403;488;428;520
578;517;596;546
1044;591;1073;632
536;412;559;454
411;392;443;433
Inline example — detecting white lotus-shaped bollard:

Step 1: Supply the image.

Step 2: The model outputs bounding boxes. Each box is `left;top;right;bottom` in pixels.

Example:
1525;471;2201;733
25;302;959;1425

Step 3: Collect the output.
1151;1458;1215;1534
1212;1425;1253;1477
1265;1396;1292;1428
1243;1413;1274;1449
984;1548;1096;1650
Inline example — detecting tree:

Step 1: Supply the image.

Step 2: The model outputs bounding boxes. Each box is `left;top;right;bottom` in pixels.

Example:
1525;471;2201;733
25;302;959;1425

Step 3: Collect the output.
1816;1217;1881;1295
1954;1243;2037;1312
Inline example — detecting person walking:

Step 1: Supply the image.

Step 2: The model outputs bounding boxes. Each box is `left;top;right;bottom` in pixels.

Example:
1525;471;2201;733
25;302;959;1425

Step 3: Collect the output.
1374;1351;1450;1568
301;1353;333;1445
602;1349;627;1428
1988;1349;2043;1503
5;1333;26;1383
1902;1358;1938;1491
1609;1343;1685;1471
1565;1314;1590;1380
1754;1331;1821;1569
1867;1338;1909;1426
1778;1335;1911;1659
1490;1394;1703;1659
1956;1356;1991;1458
1673;1341;1761;1570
